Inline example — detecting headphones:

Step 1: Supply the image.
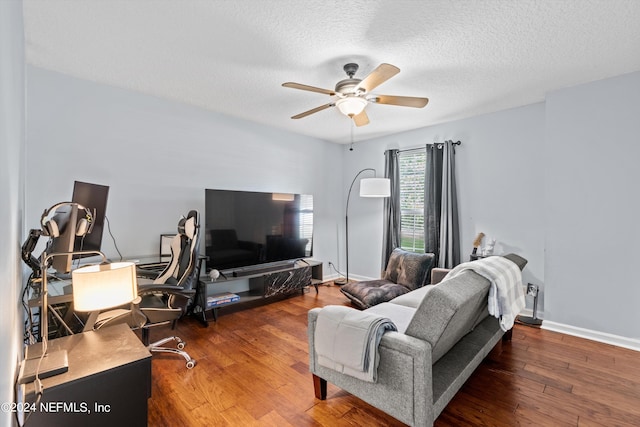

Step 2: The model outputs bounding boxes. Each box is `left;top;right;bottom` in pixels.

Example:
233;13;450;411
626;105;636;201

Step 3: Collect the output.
40;202;95;238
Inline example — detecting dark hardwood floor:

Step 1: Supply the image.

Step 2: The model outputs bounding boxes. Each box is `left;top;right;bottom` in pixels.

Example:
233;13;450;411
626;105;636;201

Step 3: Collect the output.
145;283;640;426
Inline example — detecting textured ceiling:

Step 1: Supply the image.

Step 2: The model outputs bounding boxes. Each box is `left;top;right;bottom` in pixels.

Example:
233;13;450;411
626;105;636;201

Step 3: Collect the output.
22;0;640;144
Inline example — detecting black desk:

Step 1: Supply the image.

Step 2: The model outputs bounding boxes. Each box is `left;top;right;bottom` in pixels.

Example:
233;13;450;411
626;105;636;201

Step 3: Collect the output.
21;324;152;427
26;256;170;339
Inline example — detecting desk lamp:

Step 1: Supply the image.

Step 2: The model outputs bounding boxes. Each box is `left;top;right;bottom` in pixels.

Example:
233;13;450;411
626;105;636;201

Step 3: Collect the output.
72;261;138;330
18;257;138;384
334;168;390;285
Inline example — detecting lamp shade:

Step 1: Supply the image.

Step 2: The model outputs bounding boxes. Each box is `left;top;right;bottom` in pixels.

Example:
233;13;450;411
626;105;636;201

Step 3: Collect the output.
336;96;368;117
72;262;138;312
360;178;391;197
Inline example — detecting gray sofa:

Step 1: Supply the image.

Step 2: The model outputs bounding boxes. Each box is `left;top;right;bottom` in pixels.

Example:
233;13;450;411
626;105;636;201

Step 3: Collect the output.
307;254;526;426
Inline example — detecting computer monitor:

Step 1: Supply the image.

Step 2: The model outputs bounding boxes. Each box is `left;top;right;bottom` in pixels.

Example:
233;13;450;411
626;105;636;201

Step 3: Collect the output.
72;181;109;256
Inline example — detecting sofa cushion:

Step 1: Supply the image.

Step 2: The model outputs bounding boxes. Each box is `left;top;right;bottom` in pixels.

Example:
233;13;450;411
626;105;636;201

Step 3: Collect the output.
405;270;491;363
384;249;435;290
389;285;435;309
341;280;411;310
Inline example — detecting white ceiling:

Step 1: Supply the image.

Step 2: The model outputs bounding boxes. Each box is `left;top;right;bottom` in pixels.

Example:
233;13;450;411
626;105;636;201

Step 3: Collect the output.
22;0;640;144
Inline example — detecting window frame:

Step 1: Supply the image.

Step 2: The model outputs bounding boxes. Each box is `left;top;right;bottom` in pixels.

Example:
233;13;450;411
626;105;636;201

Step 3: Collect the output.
398;150;426;253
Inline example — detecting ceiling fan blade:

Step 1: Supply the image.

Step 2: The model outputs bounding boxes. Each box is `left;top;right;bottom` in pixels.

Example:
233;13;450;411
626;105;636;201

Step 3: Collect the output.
355;63;400;93
375;95;429;108
291;103;334;119
282;82;335;96
353;110;370;127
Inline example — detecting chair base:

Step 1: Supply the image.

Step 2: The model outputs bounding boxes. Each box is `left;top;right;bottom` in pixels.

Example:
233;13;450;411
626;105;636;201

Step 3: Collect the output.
147;334;197;369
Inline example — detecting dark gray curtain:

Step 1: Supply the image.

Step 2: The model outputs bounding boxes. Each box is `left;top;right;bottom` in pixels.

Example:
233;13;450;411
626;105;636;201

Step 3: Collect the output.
424;144;442;260
424;141;460;268
439;141;460;268
381;149;400;270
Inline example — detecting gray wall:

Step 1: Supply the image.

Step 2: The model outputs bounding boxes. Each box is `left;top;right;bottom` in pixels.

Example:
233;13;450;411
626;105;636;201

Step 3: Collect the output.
0;1;25;425
544;71;640;338
25;67;343;277
347;71;640;342
4;47;637;413
343;103;546;299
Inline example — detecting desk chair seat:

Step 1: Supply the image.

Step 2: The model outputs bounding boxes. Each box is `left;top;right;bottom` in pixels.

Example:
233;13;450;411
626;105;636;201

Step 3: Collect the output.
97;210;201;369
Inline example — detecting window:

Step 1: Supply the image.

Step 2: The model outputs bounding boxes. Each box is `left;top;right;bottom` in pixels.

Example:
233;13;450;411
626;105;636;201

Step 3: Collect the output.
399;150;426;253
299;194;314;254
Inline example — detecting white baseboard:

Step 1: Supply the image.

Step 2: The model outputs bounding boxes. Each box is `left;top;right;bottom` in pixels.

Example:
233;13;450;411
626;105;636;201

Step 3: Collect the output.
519;307;536;318
321;273;340;282
347;274;377;282
541;320;640;352
324;274;377;283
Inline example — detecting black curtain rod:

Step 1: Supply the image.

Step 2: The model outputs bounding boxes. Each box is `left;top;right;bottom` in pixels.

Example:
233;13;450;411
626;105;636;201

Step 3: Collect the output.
392;140;461;154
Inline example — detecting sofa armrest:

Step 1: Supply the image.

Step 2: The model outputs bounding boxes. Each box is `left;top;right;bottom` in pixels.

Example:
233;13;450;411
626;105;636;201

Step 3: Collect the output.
431;268;451;284
308;307;432;363
308;307;435;425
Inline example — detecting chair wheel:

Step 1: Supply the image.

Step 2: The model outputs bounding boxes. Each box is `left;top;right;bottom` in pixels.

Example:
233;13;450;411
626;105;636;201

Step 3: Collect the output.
177;342;185;350
186;359;196;369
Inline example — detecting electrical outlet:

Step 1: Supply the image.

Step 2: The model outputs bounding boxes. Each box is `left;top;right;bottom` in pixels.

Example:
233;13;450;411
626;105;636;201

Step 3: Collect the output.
526;283;538;297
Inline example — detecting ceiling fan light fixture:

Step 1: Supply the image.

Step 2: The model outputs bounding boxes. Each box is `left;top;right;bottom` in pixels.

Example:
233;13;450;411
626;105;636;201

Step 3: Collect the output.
336;96;367;117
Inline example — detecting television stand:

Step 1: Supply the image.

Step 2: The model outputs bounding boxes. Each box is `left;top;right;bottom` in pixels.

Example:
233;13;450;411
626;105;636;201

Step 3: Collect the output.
190;259;323;324
231;260;296;277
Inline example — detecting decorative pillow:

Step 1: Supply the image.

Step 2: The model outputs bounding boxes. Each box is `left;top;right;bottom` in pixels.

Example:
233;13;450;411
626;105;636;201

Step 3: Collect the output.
340;280;412;310
384;248;436;290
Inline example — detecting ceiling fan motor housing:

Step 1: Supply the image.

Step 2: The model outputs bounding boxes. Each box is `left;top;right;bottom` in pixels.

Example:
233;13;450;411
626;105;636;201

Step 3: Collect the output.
336;63;363;95
343;63;359;78
335;78;362;95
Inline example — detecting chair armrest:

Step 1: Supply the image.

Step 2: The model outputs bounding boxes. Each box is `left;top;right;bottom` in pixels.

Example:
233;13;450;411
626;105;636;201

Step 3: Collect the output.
136;268;160;279
137;284;195;296
307;307;434;424
431;268;451;284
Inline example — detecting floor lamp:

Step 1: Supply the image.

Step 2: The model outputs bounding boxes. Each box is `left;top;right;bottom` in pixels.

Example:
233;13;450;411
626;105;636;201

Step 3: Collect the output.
334;168;390;285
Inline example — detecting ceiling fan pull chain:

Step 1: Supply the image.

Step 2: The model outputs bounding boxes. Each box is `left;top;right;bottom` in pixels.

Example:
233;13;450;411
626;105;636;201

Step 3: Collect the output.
350;120;354;151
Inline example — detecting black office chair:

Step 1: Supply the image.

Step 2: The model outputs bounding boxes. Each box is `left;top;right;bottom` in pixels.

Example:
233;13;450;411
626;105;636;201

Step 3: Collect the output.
96;210;201;368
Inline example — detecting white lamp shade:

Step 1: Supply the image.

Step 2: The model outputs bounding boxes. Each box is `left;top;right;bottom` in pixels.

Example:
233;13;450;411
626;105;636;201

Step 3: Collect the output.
360;178;391;197
336;96;367;117
72;262;138;312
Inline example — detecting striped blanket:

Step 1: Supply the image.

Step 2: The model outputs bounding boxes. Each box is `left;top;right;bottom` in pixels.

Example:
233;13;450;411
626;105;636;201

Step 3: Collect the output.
445;256;525;331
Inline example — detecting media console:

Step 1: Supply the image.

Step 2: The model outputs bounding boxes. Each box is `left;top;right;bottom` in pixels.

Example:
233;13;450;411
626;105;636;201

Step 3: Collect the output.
231;260;300;277
189;259;323;325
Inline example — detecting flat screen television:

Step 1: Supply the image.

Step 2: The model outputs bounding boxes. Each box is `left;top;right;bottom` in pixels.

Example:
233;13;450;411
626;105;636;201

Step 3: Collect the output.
72;181;109;257
205;189;313;273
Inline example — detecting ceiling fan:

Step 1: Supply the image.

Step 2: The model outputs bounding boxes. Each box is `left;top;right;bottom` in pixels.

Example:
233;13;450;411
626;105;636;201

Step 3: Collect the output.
282;63;429;127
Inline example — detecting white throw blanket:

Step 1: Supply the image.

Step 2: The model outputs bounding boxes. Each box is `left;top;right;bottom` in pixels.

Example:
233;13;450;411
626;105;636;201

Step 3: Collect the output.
444;256;525;331
314;305;397;383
